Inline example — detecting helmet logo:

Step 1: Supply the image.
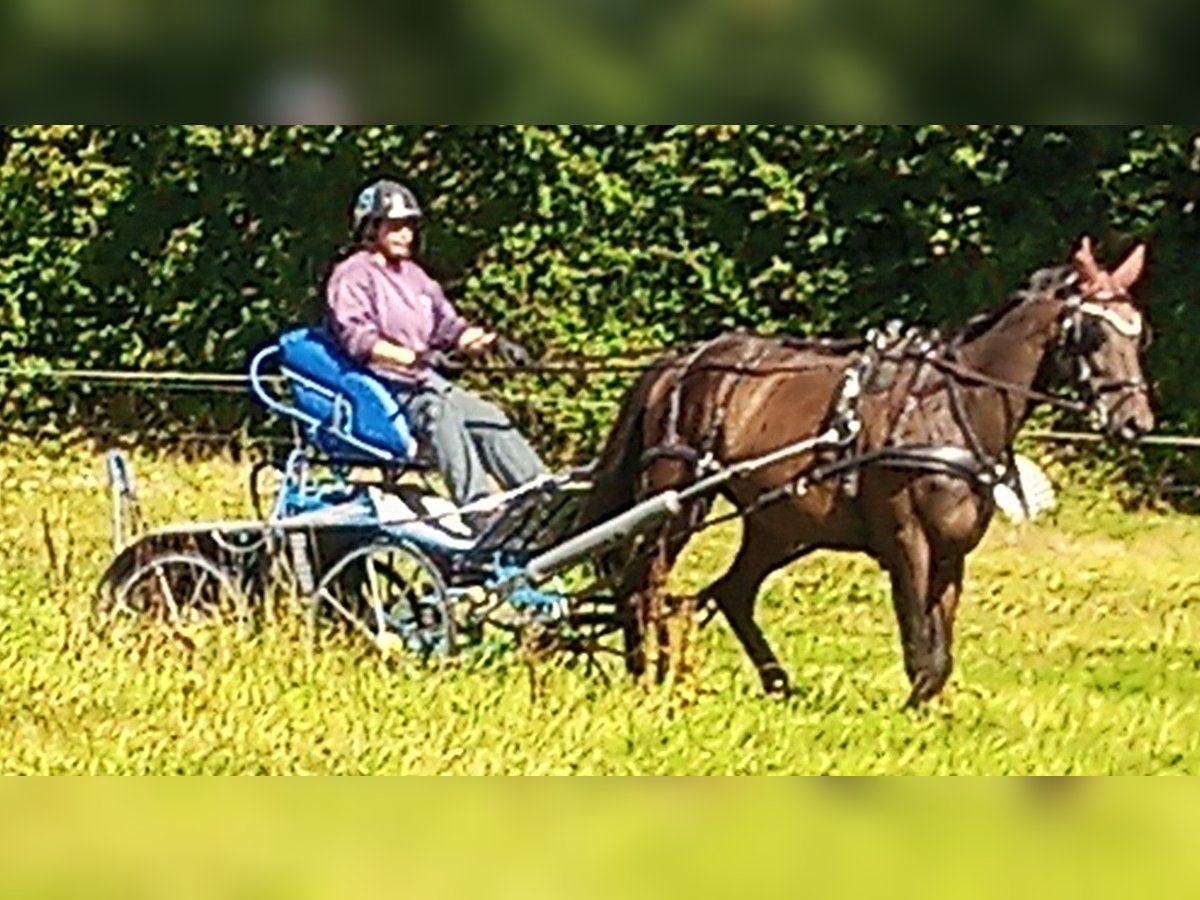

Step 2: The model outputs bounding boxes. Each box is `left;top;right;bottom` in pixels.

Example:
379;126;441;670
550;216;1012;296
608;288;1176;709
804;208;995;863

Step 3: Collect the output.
354;186;377;219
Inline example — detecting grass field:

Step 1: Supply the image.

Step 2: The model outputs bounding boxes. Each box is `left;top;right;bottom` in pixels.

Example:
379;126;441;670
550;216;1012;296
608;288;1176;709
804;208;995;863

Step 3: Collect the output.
1;443;1198;774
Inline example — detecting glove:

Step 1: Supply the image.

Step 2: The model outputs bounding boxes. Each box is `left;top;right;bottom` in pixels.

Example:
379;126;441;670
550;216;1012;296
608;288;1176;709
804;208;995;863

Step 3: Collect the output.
420;349;467;374
494;336;533;367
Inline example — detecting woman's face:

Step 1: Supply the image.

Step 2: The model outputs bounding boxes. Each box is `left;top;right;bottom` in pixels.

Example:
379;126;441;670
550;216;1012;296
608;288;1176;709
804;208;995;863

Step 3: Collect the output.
373;218;417;261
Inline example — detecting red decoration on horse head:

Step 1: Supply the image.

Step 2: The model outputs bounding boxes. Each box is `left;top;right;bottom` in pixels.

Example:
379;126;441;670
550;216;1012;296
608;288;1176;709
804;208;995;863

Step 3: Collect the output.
1073;236;1147;301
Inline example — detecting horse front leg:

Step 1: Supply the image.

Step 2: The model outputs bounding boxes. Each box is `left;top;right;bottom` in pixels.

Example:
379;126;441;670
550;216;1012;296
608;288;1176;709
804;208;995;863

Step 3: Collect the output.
887;532;957;708
922;550;964;699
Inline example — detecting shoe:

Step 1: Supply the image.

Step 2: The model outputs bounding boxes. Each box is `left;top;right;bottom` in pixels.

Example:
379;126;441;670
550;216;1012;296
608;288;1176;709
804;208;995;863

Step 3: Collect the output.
464;508;502;535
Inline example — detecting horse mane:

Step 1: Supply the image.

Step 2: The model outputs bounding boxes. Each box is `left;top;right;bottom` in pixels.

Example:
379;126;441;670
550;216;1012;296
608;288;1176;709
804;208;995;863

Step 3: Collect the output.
948;265;1072;349
776;334;869;355
685;263;1073;361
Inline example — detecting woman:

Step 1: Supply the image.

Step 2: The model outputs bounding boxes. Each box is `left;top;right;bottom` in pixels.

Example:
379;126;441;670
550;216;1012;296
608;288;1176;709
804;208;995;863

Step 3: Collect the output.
325;178;546;514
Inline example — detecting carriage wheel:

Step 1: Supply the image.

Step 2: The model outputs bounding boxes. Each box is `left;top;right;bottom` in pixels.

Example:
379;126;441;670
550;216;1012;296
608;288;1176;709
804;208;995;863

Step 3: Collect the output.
514;560;626;679
560;594;626;679
96;552;248;632
313;540;455;657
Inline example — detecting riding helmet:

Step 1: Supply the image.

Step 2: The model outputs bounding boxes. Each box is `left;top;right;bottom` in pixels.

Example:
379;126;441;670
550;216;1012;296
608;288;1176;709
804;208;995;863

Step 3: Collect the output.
352;179;423;240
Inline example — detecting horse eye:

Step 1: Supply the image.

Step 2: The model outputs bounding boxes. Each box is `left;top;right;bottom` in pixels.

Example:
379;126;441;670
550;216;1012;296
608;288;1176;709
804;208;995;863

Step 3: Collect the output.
1070;321;1102;354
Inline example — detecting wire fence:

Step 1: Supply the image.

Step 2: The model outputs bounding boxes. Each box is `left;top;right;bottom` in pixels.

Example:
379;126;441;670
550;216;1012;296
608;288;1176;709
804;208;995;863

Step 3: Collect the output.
4;364;1199;507
4;363;1200;439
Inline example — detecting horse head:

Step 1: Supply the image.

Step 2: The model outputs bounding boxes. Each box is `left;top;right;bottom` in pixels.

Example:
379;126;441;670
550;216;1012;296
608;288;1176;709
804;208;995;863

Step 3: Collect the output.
1058;236;1155;442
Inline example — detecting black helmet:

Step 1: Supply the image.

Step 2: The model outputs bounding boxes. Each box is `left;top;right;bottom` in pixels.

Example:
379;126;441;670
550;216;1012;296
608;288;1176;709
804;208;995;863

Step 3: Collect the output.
351;179;423;240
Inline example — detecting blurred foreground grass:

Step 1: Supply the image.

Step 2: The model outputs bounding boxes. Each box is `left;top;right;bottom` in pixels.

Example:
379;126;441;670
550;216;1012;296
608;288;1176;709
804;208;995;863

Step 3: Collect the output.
1;442;1198;775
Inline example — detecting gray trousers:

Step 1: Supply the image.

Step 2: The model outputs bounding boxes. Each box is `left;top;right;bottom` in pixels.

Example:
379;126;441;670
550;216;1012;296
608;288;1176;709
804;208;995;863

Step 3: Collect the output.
398;373;546;506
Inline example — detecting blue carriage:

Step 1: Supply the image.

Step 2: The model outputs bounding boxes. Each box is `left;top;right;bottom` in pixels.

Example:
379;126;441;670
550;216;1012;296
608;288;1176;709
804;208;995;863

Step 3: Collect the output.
96;328;620;661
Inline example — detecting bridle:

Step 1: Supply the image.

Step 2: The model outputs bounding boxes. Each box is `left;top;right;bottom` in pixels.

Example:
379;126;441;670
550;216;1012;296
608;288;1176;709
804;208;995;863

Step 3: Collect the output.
862;274;1153;493
1058;285;1151;429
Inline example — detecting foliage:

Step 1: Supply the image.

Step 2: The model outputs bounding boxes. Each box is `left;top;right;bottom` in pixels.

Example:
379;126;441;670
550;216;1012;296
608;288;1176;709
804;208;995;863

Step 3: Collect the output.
4;446;1200;774
2;126;1197;468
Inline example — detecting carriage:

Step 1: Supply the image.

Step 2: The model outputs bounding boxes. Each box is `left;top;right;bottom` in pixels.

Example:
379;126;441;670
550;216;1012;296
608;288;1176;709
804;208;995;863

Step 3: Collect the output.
94;327;627;662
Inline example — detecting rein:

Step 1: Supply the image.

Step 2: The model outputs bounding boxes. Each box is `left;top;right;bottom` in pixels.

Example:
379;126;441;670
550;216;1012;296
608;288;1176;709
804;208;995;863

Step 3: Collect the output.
470;310;1133;419
915;351;1090;415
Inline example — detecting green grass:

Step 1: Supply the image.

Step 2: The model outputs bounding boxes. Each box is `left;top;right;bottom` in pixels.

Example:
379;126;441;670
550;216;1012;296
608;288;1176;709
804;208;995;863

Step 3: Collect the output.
2;443;1199;774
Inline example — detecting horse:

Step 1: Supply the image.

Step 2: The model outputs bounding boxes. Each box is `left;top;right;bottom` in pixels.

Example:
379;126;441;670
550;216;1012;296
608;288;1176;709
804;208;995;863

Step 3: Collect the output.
578;236;1155;706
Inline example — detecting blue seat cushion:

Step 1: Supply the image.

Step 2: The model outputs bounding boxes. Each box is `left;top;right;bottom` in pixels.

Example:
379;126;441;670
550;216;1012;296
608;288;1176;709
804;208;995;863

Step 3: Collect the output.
276;327;419;462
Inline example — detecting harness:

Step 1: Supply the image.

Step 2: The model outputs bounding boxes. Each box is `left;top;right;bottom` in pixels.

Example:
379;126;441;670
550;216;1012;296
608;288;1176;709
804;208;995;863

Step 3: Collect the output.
644;339;720;473
643;335;786;478
635;281;1150;530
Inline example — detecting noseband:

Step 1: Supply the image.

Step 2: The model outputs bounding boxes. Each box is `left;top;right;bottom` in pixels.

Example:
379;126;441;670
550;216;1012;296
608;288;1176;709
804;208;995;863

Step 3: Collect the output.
1059;285;1150;426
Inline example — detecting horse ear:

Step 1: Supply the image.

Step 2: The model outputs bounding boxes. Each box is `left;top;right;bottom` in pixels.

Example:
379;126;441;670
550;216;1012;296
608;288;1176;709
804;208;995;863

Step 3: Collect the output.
1073;236;1104;283
1111;243;1146;292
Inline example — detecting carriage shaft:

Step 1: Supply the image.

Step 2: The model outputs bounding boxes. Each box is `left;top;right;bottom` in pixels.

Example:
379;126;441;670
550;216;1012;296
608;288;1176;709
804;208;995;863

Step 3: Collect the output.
524;491;684;581
524;428;841;582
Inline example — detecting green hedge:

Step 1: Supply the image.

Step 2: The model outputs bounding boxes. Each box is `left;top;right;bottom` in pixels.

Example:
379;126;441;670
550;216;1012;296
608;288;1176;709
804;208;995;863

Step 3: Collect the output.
2;125;1197;467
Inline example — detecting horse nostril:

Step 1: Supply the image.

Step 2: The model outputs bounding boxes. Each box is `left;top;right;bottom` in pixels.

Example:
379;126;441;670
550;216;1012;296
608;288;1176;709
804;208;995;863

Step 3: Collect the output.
1116;418;1150;443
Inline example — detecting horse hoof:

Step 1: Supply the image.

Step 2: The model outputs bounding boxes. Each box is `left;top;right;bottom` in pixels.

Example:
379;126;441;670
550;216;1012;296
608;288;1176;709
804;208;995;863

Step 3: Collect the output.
760;665;791;696
903;670;947;709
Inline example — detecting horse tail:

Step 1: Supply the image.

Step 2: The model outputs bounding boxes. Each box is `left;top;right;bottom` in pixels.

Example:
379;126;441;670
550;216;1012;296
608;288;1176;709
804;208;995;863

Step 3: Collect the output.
576;357;675;532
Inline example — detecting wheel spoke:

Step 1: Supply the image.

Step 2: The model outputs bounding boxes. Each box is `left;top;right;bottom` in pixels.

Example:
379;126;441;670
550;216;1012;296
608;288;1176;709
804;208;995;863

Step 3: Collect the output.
154;564;181;622
186;568;214;617
315;585;378;641
364;555;386;633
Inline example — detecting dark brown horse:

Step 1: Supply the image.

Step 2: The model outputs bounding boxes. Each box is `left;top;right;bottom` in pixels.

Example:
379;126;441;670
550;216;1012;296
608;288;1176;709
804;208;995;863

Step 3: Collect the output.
579;237;1155;706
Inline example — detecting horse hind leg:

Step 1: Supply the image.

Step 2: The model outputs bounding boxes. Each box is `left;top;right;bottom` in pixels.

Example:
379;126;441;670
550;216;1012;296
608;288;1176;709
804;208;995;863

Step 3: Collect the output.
704;518;808;695
657;498;715;686
620;499;707;686
612;535;668;682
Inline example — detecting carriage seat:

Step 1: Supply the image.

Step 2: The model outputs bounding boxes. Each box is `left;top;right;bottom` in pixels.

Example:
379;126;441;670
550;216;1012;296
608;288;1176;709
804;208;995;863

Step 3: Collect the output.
264;327;421;464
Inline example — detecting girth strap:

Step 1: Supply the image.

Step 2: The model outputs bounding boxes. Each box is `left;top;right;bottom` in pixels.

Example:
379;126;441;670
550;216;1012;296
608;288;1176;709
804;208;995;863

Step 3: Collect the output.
792;444;1005;499
641;443;703;469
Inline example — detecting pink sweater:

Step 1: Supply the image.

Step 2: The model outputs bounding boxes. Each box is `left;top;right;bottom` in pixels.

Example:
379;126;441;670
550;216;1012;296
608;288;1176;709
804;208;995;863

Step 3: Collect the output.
325;250;470;383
